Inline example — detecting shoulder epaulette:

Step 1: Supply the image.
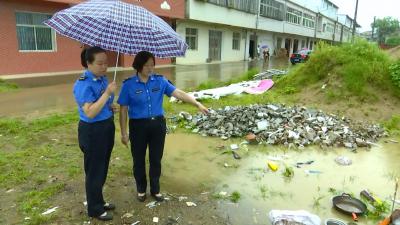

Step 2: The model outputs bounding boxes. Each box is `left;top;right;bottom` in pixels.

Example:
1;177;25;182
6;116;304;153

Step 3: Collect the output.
79;75;87;81
154;74;163;77
123;77;133;83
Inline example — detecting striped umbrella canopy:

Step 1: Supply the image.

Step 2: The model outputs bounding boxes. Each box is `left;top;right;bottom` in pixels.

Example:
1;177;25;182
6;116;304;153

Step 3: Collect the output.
44;0;188;58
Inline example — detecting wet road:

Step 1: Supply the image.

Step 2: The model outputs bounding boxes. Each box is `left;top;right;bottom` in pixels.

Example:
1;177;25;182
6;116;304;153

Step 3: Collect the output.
0;59;289;117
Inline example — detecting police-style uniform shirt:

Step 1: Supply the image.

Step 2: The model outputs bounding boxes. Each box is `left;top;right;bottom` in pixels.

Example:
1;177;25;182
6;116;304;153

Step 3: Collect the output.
73;70;114;123
117;74;176;119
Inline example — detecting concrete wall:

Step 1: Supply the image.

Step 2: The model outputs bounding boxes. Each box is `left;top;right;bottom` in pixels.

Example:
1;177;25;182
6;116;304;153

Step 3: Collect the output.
187;0;256;29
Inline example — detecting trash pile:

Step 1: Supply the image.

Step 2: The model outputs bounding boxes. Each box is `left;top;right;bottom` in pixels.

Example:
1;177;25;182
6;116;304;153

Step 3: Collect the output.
177;104;386;149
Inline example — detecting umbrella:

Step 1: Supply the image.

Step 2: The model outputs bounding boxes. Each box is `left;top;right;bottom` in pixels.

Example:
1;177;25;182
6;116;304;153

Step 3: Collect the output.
44;0;188;79
261;45;269;49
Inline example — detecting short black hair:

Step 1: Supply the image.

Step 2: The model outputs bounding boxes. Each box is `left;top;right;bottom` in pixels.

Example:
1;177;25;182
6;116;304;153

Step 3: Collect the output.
80;46;106;68
132;51;155;72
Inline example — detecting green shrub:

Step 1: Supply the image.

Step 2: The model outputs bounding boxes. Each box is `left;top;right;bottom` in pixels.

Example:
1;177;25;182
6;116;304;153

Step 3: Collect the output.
386;36;400;46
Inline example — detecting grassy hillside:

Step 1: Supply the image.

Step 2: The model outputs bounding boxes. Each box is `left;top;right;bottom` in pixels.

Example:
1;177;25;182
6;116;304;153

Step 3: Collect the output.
277;39;400;102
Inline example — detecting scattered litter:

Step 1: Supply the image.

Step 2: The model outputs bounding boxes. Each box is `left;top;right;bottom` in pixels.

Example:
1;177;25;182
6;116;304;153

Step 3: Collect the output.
267;156;283;161
246;133;258;144
164;197;171;201
6;189;14;193
146;201;159;208
267;162;279;171
186;202;197;207
178;196;188;202
335;156;352;166
115;157;120;160
295;160;314;168
224;163;230;168
305;170;322;175
321;84;327;89
324;218;347;225
230;144;239;150
122;213;134;219
269;209;321;225
153;217;159;223
24;217;30;220
200;192;209;195
389;139;399;143
41;206;59;215
219;191;228;196
51;138;58;142
131;221;140;225
83;201;87;206
232;151;241;159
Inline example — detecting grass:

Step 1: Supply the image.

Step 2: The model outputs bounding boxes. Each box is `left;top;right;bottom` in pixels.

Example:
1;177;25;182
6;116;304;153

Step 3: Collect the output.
0;78;18;93
382;115;400;135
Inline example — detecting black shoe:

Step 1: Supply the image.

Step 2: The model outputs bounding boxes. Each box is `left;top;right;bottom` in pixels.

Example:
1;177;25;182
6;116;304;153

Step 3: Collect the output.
151;193;164;202
104;202;115;210
95;211;113;221
137;193;146;202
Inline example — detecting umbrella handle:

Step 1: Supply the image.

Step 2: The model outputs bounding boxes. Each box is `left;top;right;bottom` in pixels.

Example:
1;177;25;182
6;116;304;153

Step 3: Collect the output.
113;51;120;81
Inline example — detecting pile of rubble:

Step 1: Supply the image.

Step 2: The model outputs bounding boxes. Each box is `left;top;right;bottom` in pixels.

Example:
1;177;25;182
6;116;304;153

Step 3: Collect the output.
178;104;386;149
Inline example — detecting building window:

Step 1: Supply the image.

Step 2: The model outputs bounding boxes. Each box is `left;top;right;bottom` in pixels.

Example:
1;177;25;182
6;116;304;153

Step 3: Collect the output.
302;13;315;29
286;7;302;25
206;0;257;13
260;0;284;21
232;32;240;50
325;23;334;33
185;28;198;50
15;12;55;51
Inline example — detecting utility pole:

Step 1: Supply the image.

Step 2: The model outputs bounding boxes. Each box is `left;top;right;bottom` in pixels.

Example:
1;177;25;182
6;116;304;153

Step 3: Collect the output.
254;0;261;59
371;16;376;41
351;0;359;43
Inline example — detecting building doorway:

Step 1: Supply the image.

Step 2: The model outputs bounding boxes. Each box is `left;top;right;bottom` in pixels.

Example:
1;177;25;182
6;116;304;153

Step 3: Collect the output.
249;34;258;59
293;39;299;53
209;30;222;61
284;38;291;57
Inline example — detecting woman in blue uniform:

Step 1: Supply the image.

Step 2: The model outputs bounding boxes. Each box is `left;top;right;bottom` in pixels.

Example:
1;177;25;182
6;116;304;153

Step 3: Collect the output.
118;51;208;202
73;46;117;221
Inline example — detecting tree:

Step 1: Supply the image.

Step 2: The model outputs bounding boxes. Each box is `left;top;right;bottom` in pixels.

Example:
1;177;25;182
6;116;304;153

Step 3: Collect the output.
372;17;400;44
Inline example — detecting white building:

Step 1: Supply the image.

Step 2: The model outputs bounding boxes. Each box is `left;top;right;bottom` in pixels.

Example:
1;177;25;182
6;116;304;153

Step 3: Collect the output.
176;0;357;65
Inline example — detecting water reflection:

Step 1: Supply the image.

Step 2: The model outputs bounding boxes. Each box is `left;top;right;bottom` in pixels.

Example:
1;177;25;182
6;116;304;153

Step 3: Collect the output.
0;59;290;116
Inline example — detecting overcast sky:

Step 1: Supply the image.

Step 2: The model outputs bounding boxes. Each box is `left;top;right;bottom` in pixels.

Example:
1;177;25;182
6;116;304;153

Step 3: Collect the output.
331;0;400;31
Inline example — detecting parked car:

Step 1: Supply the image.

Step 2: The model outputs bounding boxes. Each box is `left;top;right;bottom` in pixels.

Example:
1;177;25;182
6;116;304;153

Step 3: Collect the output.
290;49;312;65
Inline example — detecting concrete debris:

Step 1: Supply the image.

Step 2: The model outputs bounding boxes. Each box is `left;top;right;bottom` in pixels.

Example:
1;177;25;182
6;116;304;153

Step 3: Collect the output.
176;104;385;148
253;69;287;80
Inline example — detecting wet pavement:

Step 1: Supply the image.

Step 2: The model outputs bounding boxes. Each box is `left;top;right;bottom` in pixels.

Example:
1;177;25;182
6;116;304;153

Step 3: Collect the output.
0;59;289;117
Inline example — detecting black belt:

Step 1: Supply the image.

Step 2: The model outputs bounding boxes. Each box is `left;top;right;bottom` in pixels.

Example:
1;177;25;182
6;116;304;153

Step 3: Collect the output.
130;115;164;122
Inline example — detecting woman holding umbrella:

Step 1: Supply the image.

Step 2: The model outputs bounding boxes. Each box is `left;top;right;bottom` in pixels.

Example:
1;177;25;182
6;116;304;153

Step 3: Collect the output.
73;46;117;221
118;51;208;202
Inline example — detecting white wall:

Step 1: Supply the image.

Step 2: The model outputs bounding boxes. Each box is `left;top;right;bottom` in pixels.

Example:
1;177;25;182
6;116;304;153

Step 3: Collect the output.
176;20;247;64
187;0;257;29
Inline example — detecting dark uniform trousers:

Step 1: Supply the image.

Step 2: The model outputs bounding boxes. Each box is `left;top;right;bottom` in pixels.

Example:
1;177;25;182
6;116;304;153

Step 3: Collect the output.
129;116;166;195
78;117;115;217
